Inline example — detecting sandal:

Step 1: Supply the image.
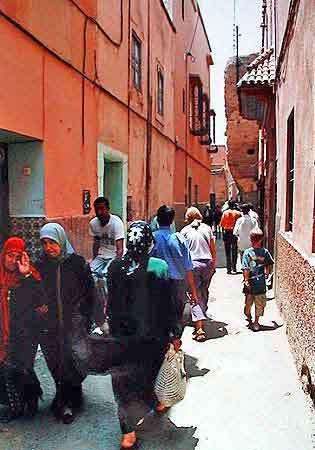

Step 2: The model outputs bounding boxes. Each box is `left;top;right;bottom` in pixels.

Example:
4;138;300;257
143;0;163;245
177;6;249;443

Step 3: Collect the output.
120;432;139;449
243;307;252;322
194;329;206;342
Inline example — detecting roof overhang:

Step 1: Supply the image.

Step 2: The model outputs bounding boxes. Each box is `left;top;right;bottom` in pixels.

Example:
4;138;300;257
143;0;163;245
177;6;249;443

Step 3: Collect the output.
237;48;275;125
238;86;273;123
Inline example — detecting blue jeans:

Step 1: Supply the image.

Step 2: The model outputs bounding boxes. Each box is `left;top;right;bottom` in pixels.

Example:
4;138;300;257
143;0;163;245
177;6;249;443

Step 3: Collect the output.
90;257;112;325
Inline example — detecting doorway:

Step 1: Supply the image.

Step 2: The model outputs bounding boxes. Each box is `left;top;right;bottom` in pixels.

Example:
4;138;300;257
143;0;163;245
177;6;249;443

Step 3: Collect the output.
0;144;9;247
104;160;124;220
97;143;128;224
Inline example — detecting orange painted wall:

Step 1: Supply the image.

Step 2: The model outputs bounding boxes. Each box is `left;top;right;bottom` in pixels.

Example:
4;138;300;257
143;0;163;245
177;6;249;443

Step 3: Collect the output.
0;0;213;245
173;1;213;213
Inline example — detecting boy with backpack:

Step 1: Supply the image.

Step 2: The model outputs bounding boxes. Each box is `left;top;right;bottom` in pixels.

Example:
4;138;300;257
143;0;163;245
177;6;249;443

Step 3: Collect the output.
242;228;274;331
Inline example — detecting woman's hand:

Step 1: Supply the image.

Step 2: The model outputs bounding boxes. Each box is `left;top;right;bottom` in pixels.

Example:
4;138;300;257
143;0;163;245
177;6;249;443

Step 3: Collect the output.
36;305;48;315
171;338;182;352
17;252;31;276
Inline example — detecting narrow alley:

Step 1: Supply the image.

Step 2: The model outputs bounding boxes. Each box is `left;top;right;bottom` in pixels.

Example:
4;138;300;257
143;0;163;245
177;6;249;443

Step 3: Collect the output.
1;240;313;450
0;1;315;449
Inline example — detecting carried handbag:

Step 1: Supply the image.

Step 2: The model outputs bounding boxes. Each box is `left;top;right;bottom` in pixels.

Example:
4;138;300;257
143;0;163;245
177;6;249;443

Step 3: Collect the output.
154;344;187;407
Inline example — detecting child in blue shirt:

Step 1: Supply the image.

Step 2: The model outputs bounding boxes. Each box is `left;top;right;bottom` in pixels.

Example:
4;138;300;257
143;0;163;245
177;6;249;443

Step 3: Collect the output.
242;228;274;331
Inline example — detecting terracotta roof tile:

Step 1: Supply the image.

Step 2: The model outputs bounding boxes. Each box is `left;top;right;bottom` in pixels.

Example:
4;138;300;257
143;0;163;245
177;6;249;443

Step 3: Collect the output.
237;48;275;88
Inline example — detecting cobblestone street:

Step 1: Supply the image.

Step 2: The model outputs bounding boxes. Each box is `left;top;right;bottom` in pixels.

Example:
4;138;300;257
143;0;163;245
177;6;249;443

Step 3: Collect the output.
0;240;313;450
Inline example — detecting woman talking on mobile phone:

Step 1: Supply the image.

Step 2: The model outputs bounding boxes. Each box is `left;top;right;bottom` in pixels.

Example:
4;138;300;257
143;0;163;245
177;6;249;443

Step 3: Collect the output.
0;237;48;420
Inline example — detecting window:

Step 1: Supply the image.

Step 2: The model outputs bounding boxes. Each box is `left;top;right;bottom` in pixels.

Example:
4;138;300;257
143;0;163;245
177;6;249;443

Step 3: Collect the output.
200;95;215;146
182;0;185;20
157;69;164;116
189;75;203;135
182;88;186;113
132;33;142;91
247;148;256;156
286;109;295;231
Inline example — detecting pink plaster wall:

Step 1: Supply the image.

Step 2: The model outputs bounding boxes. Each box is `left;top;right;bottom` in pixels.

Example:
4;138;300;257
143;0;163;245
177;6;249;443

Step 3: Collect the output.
276;0;315;256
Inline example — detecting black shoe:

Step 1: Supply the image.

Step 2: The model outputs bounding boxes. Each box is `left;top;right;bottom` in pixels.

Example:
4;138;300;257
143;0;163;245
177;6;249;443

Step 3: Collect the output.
227;270;232;274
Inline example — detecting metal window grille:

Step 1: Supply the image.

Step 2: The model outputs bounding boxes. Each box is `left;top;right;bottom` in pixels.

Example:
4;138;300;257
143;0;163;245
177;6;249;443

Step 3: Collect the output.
132;33;142;91
157;69;164;115
200;105;216;146
189;75;203;135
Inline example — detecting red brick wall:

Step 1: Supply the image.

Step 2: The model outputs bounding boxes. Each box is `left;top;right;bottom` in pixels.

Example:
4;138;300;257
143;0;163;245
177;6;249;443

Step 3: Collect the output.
225;55;260;206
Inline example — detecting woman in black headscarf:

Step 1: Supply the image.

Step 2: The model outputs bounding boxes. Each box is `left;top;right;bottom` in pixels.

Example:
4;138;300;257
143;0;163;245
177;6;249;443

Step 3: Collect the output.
36;223;95;424
106;221;181;449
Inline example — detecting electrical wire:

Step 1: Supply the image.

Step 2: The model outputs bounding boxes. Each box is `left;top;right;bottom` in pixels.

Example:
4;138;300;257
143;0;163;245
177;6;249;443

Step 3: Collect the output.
69;0;123;47
188;14;199;53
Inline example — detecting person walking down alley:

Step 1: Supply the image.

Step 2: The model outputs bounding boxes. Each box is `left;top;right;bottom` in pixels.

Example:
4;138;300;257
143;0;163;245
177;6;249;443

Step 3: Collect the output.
89;197;125;331
151;205;199;333
36;223;95;424
247;203;260;226
181;207;216;342
220;200;241;274
106;221;181;449
233;204;258;261
0;237;47;420
213;204;223;238
242;228;274;331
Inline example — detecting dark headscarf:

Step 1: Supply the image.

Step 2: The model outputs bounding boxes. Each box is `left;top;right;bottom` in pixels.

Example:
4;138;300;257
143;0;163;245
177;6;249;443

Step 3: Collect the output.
124;221;154;275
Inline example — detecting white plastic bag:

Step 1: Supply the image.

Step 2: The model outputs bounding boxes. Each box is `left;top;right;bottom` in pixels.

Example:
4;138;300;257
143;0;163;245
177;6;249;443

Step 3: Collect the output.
154;344;186;407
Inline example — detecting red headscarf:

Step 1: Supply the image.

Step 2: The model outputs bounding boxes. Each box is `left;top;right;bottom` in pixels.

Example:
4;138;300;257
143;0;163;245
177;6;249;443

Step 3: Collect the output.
0;237;40;362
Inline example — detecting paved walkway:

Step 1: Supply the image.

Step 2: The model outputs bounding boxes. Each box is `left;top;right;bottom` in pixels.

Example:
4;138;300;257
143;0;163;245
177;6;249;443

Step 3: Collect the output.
170;239;315;450
0;240;314;450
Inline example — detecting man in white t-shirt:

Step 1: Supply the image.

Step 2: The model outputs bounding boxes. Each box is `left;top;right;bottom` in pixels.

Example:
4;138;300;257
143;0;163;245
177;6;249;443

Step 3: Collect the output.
89;197;125;329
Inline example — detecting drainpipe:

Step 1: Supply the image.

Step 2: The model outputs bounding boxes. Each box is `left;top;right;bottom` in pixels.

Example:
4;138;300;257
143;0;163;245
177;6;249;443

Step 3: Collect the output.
145;0;152;219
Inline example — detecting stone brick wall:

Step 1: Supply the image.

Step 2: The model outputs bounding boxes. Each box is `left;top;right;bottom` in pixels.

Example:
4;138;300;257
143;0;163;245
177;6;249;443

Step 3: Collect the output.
9;215;94;262
276;232;315;389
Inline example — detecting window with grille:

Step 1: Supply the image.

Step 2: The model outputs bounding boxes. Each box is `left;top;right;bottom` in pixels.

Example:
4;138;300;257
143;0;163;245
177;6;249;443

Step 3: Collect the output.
189;75;203;135
132;33;142;91
157;69;164;116
285;109;294;231
199;93;210;143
